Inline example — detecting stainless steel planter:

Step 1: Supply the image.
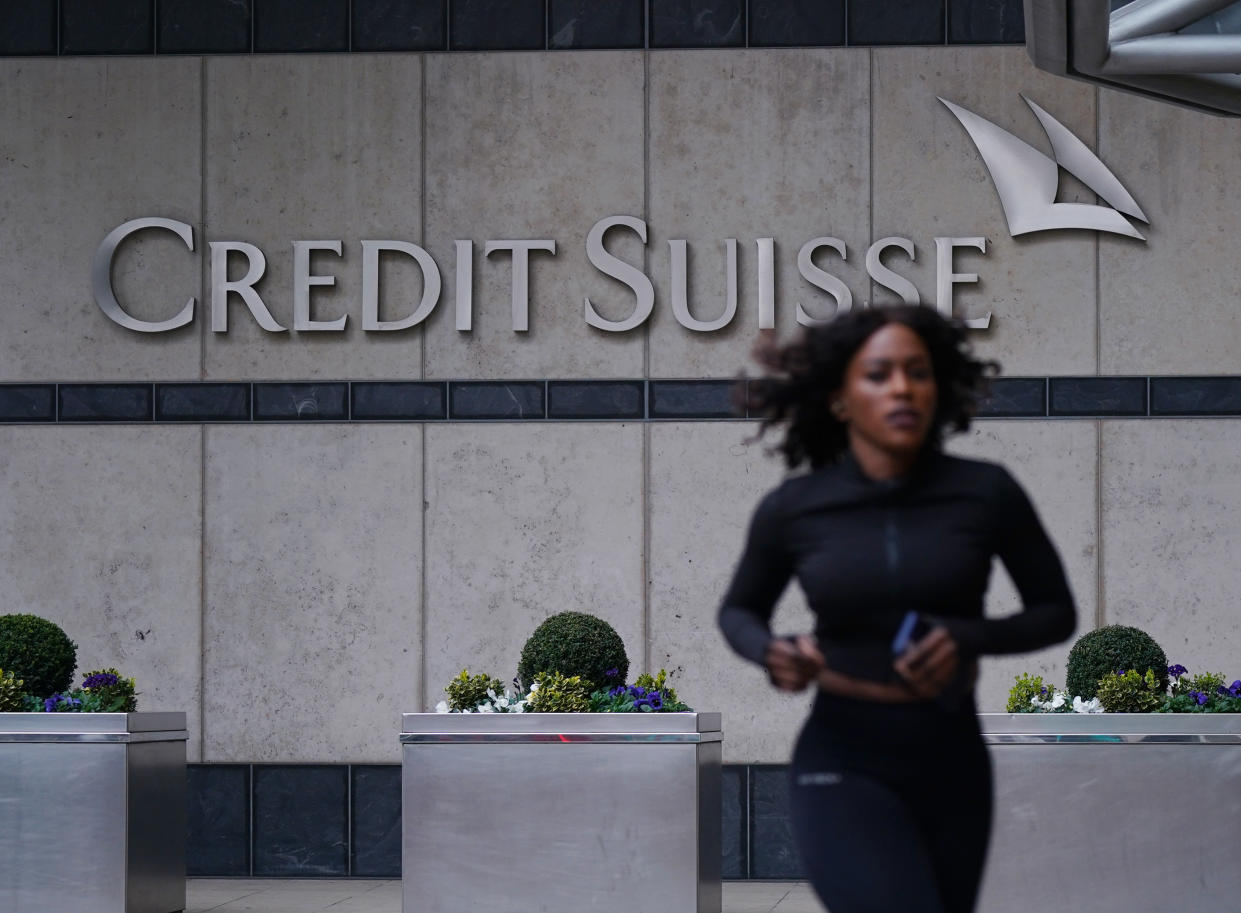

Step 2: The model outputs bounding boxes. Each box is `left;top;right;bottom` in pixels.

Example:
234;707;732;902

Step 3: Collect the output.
401;712;722;913
0;712;188;913
978;713;1241;913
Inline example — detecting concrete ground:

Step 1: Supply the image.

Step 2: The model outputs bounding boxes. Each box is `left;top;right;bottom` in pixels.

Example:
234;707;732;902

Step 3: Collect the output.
186;879;828;913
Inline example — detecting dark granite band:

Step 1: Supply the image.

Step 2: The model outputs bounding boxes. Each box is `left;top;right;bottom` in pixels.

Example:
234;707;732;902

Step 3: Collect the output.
0;0;1025;57
186;760;763;879
8;378;1241;423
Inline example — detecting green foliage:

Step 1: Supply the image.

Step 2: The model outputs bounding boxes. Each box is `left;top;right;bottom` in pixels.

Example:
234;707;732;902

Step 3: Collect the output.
1096;668;1163;713
1006;673;1049;713
516;612;629;692
527;672;591;713
79;669;138;712
0;614;77;699
588;668;693;713
1185;672;1226;696
633;669;682;707
1066;625;1167;700
444;669;507;713
0;668;25;712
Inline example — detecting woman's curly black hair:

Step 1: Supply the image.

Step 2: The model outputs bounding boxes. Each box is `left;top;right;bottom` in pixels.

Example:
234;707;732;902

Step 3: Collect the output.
744;305;998;470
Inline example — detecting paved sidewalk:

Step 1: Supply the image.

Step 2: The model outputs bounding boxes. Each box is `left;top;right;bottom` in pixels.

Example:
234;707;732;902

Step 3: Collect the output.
186;879;828;913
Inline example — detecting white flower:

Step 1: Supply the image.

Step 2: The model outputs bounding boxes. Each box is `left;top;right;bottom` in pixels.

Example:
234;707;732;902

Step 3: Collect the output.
477;703;495;713
529;681;540;692
435;700;450;714
1030;690;1069;712
1073;696;1103;714
511;703;525;713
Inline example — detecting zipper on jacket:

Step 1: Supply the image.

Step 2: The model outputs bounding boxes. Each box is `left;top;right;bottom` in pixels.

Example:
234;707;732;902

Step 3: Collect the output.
885;504;901;610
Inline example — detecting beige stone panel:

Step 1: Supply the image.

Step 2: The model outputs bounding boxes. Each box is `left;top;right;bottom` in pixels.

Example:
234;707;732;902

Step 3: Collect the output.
204;56;423;379
203;426;421;762
872;47;1098;375
1102;421;1241;677
422;53;644;378
0;427;203;756
423;424;643;707
1099;91;1241;374
647;50;871;379
648;423;816;764
0;59;201;381
947;421;1097;709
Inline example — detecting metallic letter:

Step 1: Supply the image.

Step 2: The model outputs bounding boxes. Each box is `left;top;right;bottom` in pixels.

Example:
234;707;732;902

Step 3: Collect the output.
757;238;776;330
584;215;654;332
935;237;990;329
209;241;285;332
455;240;473;332
865;237;920;306
485;240;557;332
669;239;738;332
293;240;346;331
795;238;851;326
361;241;442;331
92;217;195;333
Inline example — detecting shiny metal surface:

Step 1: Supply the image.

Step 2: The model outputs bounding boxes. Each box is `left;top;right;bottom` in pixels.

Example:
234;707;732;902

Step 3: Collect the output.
584;215;655;332
977;713;1241;913
1027;0;1241;116
669;238;738;332
939;96;1148;239
0;729;190;743
979;710;1241;734
795;237;851;324
0;713;187;913
360;240;441;331
484;239;556;332
402;731;721;743
0;711;186;733
92;217;196;333
293;240;346;331
209;240;285;332
402;712;721;913
126;740;187;913
402;710;722;733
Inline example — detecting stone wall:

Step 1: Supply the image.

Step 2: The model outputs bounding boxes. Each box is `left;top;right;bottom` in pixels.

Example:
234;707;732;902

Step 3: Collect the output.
3;48;1241;763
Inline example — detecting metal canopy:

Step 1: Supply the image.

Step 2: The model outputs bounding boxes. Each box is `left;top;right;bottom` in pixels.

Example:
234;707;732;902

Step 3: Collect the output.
1026;0;1241;116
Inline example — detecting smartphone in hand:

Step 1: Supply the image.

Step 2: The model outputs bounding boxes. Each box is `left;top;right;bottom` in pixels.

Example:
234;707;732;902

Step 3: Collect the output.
890;611;931;657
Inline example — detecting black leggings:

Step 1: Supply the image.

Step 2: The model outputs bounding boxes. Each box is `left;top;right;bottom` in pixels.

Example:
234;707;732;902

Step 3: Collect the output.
788;692;993;913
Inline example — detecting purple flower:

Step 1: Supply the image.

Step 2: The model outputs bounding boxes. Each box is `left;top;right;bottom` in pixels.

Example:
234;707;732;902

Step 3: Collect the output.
629;686;647;700
1197;692;1209;706
648;692;664;711
607;685;626;698
43;694;59;712
632;697;649;711
1167;664;1188;678
604;668;620;680
1229;681;1241;698
83;672;120;690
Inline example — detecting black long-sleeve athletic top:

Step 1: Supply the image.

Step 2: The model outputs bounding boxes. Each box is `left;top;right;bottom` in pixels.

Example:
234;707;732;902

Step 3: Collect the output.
718;449;1076;680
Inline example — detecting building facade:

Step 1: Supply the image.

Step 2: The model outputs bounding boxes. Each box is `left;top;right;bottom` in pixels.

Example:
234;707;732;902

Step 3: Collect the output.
2;0;1239;878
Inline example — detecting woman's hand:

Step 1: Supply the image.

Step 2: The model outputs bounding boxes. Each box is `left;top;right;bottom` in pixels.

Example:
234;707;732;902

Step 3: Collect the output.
893;626;960;698
764;634;825;692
